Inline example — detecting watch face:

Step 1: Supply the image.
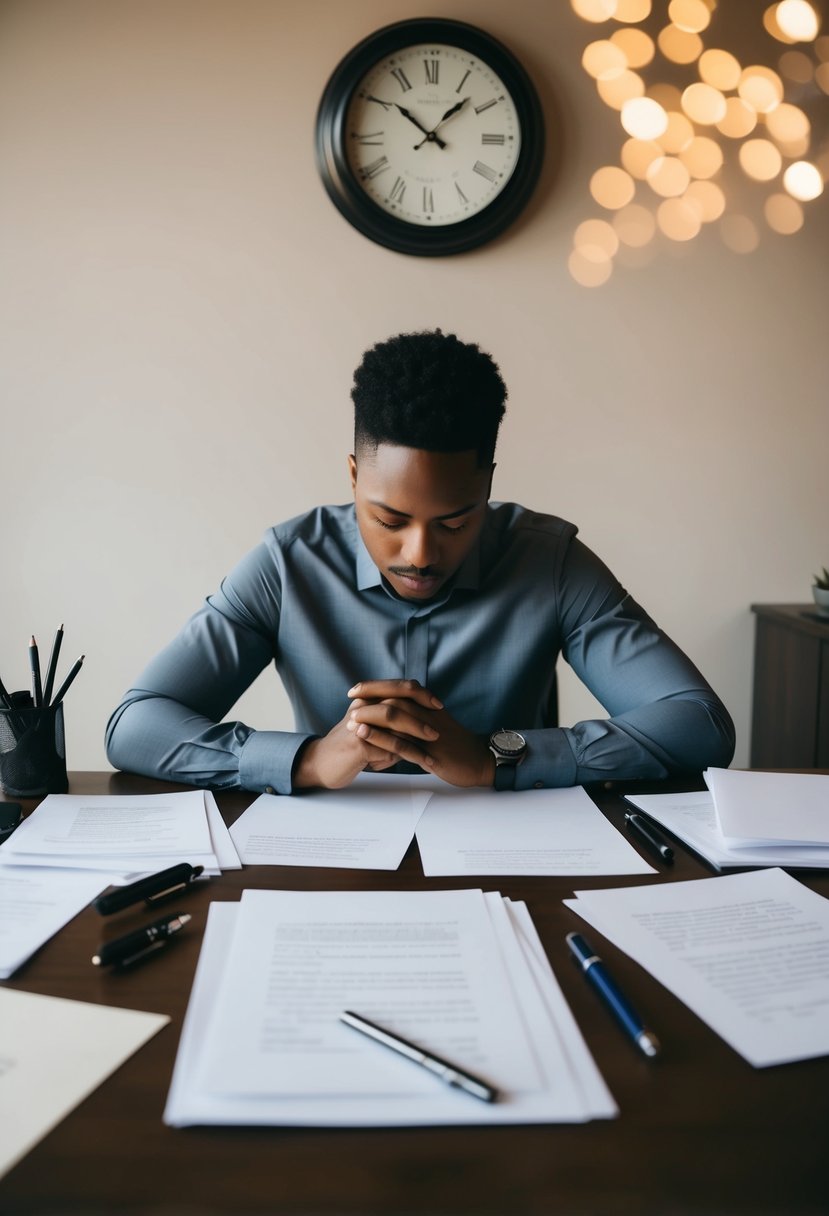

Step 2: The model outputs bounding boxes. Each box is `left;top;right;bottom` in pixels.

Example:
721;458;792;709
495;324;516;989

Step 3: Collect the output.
344;44;522;228
491;729;526;757
316;19;545;256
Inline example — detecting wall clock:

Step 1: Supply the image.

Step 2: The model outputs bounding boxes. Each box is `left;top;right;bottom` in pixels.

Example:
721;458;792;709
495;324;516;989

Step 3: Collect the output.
315;17;545;256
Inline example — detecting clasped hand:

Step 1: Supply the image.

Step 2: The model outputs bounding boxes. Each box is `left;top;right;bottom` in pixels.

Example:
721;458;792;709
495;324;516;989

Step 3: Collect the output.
293;679;495;790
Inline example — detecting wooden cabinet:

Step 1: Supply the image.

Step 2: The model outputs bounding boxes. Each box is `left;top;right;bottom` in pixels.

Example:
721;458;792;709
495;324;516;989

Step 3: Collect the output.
750;604;829;767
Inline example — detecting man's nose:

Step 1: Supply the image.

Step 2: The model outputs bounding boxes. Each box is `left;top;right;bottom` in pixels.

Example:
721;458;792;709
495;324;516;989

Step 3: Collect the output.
401;525;438;570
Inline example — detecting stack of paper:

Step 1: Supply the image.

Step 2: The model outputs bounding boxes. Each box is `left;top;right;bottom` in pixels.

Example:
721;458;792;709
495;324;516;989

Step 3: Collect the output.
566;867;829;1067
164;888;617;1126
625;769;829;871
0;791;240;877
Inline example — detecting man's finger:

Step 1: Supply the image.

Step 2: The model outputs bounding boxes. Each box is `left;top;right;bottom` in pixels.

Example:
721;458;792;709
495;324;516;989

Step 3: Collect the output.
348;679;443;709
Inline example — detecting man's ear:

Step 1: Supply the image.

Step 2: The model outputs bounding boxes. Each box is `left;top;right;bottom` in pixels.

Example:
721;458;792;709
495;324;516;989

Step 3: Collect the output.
348;454;357;492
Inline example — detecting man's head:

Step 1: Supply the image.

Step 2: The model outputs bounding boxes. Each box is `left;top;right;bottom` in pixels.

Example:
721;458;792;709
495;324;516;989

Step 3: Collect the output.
351;329;507;467
349;331;508;601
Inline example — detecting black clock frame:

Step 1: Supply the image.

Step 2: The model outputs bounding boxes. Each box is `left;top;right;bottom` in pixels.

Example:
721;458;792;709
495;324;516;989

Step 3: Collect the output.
315;17;545;256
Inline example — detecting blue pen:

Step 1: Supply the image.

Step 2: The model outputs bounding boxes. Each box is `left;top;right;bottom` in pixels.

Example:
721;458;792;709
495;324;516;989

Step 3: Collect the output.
566;931;660;1058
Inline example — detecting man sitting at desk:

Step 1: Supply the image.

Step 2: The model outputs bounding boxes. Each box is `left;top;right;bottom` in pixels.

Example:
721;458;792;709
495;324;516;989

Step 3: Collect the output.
106;329;734;794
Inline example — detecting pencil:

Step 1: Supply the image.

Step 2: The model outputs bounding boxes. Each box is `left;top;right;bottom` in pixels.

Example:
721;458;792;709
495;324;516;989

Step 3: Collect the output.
42;623;64;707
29;636;43;707
51;654;85;708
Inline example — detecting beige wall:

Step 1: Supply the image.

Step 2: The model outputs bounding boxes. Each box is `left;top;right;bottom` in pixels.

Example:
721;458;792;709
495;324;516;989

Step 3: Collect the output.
1;0;827;773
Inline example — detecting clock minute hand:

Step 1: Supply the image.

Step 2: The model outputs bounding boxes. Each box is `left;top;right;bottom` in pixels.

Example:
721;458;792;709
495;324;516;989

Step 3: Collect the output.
394;103;448;149
413;97;469;149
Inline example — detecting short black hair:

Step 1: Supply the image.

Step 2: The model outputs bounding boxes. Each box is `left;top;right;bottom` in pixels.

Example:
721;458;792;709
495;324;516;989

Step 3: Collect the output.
351;330;507;467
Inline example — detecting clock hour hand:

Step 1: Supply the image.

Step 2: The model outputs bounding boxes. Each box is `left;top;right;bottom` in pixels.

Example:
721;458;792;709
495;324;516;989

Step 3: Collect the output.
413;97;469;149
394;103;448;149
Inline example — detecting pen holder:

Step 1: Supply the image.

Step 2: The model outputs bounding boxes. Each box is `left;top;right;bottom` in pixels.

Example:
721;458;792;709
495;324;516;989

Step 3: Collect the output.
0;700;69;798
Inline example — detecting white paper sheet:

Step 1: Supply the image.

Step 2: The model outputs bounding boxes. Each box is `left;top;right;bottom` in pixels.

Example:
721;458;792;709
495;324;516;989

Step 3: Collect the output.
229;775;431;870
565;867;829;1067
0;792;220;873
0;866;114;977
164;891;616;1127
705;767;829;846
624;791;829;871
0;988;169;1180
416;786;656;876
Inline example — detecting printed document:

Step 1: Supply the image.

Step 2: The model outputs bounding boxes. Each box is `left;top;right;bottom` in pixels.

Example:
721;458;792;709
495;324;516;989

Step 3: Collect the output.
0;988;168;1180
624;791;829;871
0;792;225;874
0;867;113;977
164;888;617;1126
566;867;829;1067
705;767;829;846
416;786;655;876
229;775;432;869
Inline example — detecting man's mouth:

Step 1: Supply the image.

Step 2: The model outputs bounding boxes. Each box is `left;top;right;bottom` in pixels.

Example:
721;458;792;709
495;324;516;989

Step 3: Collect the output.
389;568;443;596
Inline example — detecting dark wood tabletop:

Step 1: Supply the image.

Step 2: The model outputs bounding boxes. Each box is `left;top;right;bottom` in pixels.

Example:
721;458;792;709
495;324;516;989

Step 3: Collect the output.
1;771;827;1216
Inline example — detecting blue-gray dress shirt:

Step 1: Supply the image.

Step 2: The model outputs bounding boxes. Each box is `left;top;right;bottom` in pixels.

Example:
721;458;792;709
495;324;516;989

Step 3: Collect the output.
105;502;735;792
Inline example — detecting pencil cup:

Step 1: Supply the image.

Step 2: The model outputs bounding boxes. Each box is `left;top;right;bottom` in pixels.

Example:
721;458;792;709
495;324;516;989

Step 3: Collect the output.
0;700;69;797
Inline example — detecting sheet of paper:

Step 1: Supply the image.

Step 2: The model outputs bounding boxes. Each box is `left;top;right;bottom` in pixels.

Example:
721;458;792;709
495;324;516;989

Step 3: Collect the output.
565;867;829;1067
2;792;213;859
625;792;829;871
0;988;169;1180
0;866;114;977
164;892;615;1127
0;792;219;873
416;786;655;876
229;774;432;869
204;791;242;871
705;767;829;846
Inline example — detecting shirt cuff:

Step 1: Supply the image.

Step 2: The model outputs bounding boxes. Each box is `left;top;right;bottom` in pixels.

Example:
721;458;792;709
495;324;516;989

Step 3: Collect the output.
513;728;579;790
238;730;315;795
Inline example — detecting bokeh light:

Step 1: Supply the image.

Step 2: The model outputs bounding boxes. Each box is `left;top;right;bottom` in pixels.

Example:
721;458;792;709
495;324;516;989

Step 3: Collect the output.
597;69;646;108
574;218;621;259
621;96;669;138
738;66;784;113
716;97;758;138
590;165;637;207
720;214;760;253
668;0;711;34
685;179;726;221
680;135;724;178
568;248;614;287
610;28;656;69
621;137;663;178
698;48;742;91
614;0;652;21
681;82;727;123
783;160;824;199
738;139;783;181
612;202;657;245
764;192;805;232
572;0;619;22
583;40;628;80
775;1;820;42
658;25;704;64
657;196;702;239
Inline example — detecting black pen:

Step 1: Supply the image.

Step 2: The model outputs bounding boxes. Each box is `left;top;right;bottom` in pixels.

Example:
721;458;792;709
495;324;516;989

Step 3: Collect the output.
340;1010;497;1103
50;654;84;707
0;669;14;715
41;623;64;708
92;912;192;968
28;636;43;707
624;811;674;864
567;931;660;1058
95;862;205;915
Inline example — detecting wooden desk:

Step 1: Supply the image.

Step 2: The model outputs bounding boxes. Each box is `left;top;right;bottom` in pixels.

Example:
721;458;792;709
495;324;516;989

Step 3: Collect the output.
2;772;827;1216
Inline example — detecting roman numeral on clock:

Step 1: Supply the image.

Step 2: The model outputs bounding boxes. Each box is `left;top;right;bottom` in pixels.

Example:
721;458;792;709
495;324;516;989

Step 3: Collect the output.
424;59;439;85
473;160;498;182
390;67;412;92
481;133;505;145
388;176;406;204
359;155;390;181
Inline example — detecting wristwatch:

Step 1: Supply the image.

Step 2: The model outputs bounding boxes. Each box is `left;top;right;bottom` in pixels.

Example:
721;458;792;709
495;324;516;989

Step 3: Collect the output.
488;729;527;791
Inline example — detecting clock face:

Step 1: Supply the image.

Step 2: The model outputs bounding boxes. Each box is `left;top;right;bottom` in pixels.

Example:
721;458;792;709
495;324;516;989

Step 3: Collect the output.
315;19;545;256
344;44;522;228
